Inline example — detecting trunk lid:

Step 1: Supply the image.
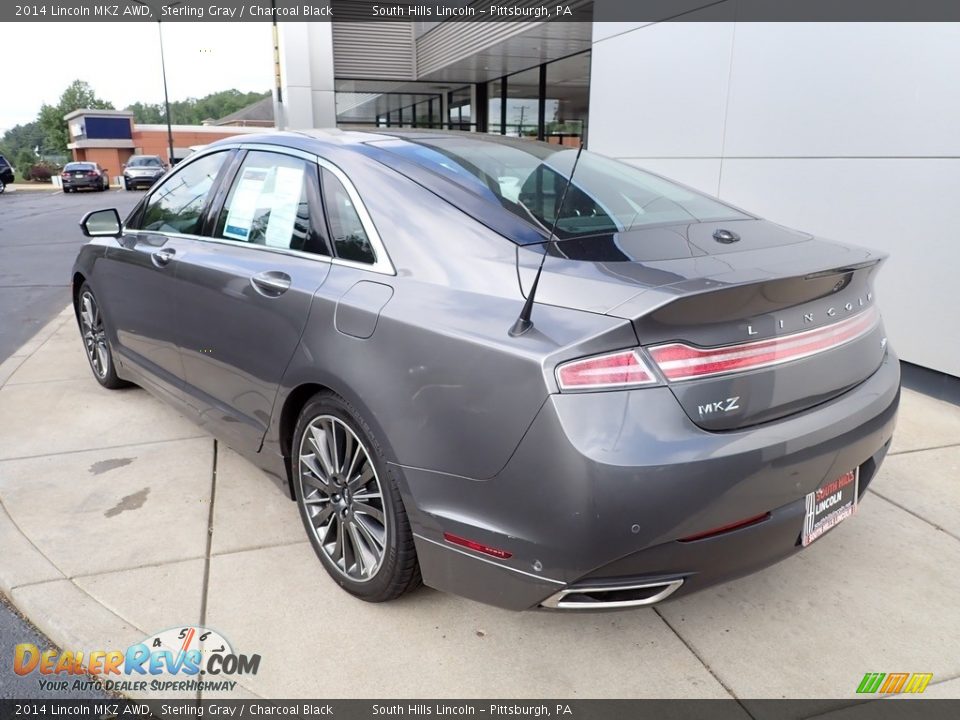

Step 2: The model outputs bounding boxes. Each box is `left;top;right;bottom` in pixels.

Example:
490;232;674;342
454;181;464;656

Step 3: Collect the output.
516;219;889;429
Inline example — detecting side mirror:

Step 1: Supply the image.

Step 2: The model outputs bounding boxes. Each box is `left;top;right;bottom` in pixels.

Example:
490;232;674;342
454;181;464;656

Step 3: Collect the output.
80;208;122;238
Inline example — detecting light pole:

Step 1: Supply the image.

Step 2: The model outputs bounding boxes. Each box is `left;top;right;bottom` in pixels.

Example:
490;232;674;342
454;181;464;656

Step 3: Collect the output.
135;0;181;165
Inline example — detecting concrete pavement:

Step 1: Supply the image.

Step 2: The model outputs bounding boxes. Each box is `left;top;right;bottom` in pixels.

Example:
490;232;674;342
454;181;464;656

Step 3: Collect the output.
0;310;959;709
0;187;140;359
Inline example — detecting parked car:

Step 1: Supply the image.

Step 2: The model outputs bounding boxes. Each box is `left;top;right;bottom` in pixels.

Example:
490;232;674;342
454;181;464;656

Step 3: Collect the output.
0;154;14;193
62;162;109;192
72;130;899;610
123;155;166;190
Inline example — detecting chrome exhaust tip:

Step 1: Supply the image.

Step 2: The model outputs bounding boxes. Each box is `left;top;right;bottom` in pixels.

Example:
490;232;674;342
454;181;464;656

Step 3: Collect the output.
540;578;684;610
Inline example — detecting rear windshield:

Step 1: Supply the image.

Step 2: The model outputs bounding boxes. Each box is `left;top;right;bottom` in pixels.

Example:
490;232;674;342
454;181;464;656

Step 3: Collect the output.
376;136;749;239
128;156;162;167
65;163;95;171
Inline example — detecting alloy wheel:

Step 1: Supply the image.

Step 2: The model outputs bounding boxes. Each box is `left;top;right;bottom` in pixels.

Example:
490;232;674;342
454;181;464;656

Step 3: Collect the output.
297;415;388;582
79;291;109;379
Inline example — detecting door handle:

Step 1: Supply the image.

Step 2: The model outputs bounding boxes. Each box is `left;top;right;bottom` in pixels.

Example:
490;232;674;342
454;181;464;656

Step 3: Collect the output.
250;271;291;296
151;248;176;267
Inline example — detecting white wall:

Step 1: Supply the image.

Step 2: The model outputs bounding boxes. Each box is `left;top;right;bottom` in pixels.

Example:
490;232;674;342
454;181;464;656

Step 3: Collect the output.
278;23;337;130
589;22;960;377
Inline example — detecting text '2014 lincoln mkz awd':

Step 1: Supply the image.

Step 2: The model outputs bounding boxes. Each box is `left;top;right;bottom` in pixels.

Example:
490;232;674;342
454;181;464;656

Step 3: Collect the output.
72;129;899;610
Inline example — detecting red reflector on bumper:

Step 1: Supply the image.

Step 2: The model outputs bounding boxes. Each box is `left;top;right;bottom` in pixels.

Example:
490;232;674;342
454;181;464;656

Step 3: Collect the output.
678;512;771;543
443;532;513;559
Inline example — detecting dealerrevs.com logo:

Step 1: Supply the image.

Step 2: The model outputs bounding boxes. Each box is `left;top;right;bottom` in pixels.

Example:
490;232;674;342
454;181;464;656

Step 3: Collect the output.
13;626;260;694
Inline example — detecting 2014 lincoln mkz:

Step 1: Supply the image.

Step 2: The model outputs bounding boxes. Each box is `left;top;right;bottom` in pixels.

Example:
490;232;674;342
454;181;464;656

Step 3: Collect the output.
72;130;899;610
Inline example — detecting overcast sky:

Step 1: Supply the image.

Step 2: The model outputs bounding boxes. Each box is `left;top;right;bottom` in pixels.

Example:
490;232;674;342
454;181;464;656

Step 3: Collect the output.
2;23;275;133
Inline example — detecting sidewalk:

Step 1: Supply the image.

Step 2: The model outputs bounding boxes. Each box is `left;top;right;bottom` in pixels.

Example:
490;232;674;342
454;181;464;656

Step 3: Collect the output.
2;183;61;192
1;308;959;708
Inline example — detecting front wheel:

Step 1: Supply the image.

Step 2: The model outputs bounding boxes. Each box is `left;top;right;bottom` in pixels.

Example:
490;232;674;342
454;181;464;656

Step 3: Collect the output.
77;283;127;389
293;392;421;602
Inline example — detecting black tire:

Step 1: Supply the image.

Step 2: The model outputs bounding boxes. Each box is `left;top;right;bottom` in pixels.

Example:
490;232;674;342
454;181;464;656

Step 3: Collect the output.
77;282;128;390
63;187;71;193
293;391;421;602
0;180;5;194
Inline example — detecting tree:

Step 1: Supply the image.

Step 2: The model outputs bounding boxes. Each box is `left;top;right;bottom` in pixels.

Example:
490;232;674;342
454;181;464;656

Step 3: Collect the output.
15;148;36;177
125;89;270;125
0;121;46;163
125;102;164;124
38;80;114;153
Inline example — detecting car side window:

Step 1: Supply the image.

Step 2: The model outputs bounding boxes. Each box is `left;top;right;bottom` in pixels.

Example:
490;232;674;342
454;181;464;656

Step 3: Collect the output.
139;151;228;235
320;168;376;265
214;151;328;255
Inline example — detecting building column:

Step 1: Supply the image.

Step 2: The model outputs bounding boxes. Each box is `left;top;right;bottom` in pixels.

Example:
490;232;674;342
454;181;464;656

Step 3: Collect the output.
277;22;337;129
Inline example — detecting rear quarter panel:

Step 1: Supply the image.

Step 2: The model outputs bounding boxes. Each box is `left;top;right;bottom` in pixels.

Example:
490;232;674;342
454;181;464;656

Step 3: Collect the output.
271;159;636;479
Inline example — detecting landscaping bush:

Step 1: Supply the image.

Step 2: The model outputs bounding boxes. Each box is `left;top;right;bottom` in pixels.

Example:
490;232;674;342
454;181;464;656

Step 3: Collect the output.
26;163;55;183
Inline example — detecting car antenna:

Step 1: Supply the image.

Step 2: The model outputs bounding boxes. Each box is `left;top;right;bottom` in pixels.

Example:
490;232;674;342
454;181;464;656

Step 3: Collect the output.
509;141;585;337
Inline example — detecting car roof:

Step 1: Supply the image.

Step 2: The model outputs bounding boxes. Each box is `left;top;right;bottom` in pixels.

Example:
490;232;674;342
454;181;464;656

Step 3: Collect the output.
204;127;555;155
202;129;555;245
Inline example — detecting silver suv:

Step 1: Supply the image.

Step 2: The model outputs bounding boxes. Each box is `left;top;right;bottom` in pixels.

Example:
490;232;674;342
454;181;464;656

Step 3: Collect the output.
122;155;166;190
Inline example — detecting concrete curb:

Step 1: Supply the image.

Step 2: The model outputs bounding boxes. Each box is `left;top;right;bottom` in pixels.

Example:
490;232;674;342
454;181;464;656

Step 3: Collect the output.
0;306;75;597
4;184;62;192
0;306;204;701
0;307;74;388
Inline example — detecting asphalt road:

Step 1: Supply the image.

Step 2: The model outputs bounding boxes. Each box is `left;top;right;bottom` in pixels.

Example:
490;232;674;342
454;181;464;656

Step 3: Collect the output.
0;185;141;699
0;187;140;360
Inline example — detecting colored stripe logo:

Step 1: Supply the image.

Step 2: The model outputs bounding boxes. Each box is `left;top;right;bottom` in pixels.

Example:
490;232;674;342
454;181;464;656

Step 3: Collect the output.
857;672;933;694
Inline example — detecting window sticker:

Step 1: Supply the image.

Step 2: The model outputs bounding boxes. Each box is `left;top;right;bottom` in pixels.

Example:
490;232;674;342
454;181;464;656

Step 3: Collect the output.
264;165;304;248
223;167;268;241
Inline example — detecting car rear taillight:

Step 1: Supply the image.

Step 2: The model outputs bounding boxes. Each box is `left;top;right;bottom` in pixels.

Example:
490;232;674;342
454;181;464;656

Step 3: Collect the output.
556;349;658;391
86;171;98;177
648;306;880;382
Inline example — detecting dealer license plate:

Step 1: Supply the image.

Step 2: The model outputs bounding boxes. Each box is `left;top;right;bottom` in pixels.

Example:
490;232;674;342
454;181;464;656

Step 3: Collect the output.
801;468;859;547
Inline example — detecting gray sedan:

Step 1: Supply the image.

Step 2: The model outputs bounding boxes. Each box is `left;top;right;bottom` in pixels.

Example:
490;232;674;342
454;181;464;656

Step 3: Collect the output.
72;130;899;610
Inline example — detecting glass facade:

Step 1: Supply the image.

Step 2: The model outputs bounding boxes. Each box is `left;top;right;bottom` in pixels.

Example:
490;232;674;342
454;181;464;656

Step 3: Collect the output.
504;67;541;138
335;79;443;130
545;52;590;146
334;51;591;141
484;51;590;143
447;86;473;131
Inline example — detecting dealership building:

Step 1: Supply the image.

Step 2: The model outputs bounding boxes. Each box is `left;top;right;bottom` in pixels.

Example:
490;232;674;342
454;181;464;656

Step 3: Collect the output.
64;108;268;180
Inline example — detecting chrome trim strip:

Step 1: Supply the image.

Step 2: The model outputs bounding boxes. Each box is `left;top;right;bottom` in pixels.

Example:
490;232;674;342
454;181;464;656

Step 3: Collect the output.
412;533;565;586
650;306;880;383
132;141;396;276
540;578;684;609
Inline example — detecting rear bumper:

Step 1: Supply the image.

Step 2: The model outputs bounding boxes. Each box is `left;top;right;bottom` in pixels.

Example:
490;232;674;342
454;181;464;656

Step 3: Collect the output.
124;175;160;187
403;351;900;610
63;178;101;188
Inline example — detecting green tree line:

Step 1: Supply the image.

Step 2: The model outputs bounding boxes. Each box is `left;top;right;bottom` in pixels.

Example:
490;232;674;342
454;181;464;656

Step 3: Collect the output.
1;80;269;173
